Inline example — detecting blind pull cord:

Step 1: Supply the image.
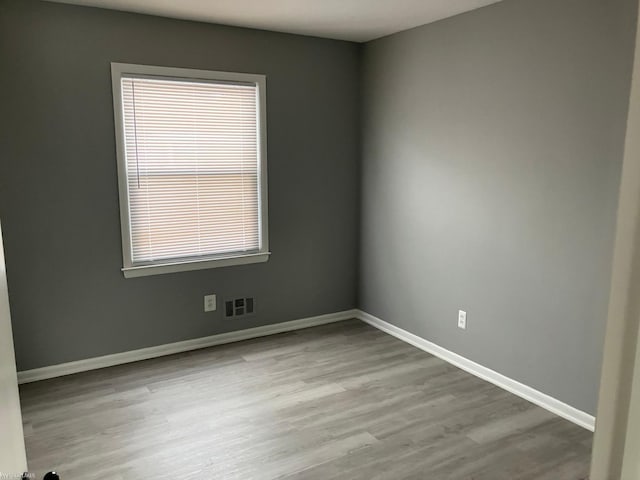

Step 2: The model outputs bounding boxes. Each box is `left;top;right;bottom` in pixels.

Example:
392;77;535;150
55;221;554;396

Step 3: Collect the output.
131;81;141;189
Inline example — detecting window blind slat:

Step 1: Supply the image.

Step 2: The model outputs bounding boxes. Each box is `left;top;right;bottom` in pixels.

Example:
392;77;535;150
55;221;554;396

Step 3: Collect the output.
121;76;261;264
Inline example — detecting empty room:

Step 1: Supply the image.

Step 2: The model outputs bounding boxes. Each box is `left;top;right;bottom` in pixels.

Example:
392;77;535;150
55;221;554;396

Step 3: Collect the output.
1;0;640;478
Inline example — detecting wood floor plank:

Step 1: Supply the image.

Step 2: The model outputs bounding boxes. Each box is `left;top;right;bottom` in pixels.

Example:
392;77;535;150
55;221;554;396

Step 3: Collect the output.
19;319;592;479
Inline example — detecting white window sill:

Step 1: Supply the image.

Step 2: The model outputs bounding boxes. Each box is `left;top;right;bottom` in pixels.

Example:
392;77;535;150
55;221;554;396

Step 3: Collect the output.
122;252;271;278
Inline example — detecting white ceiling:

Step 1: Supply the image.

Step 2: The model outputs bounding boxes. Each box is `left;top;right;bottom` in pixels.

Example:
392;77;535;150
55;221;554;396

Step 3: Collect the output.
45;0;505;42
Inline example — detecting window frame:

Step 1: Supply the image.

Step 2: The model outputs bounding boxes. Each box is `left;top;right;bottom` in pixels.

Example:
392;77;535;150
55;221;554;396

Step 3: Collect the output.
111;63;270;278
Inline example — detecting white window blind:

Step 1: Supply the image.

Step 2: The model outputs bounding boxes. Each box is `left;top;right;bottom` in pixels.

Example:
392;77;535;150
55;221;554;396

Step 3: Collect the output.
112;64;269;277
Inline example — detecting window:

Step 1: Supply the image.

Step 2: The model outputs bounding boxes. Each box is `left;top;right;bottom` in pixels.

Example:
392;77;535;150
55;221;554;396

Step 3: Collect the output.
111;63;269;278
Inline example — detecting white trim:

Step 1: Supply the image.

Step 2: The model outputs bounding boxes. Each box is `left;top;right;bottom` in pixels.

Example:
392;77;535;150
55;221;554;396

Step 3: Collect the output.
16;307;596;432
17;309;358;384
355;310;596;432
122;252;271;278
110;62;269;278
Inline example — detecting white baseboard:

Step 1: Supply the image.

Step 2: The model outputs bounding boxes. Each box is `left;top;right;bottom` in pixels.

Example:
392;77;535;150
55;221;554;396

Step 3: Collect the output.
356;310;596;432
18;307;596;432
17;309;359;384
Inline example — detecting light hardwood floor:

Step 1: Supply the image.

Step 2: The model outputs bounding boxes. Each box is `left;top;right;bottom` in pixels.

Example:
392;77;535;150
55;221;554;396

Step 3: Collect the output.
19;320;592;479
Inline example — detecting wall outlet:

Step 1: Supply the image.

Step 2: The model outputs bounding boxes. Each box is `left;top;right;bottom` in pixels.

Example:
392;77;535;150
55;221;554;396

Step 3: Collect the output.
204;294;217;312
458;310;467;330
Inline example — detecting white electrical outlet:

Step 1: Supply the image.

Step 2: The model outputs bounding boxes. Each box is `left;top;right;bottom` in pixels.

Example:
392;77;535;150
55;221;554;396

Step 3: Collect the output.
458;310;467;330
204;294;217;312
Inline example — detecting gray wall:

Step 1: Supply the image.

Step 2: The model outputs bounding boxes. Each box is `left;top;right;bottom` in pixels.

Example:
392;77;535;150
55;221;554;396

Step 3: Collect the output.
0;0;360;371
359;0;637;415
